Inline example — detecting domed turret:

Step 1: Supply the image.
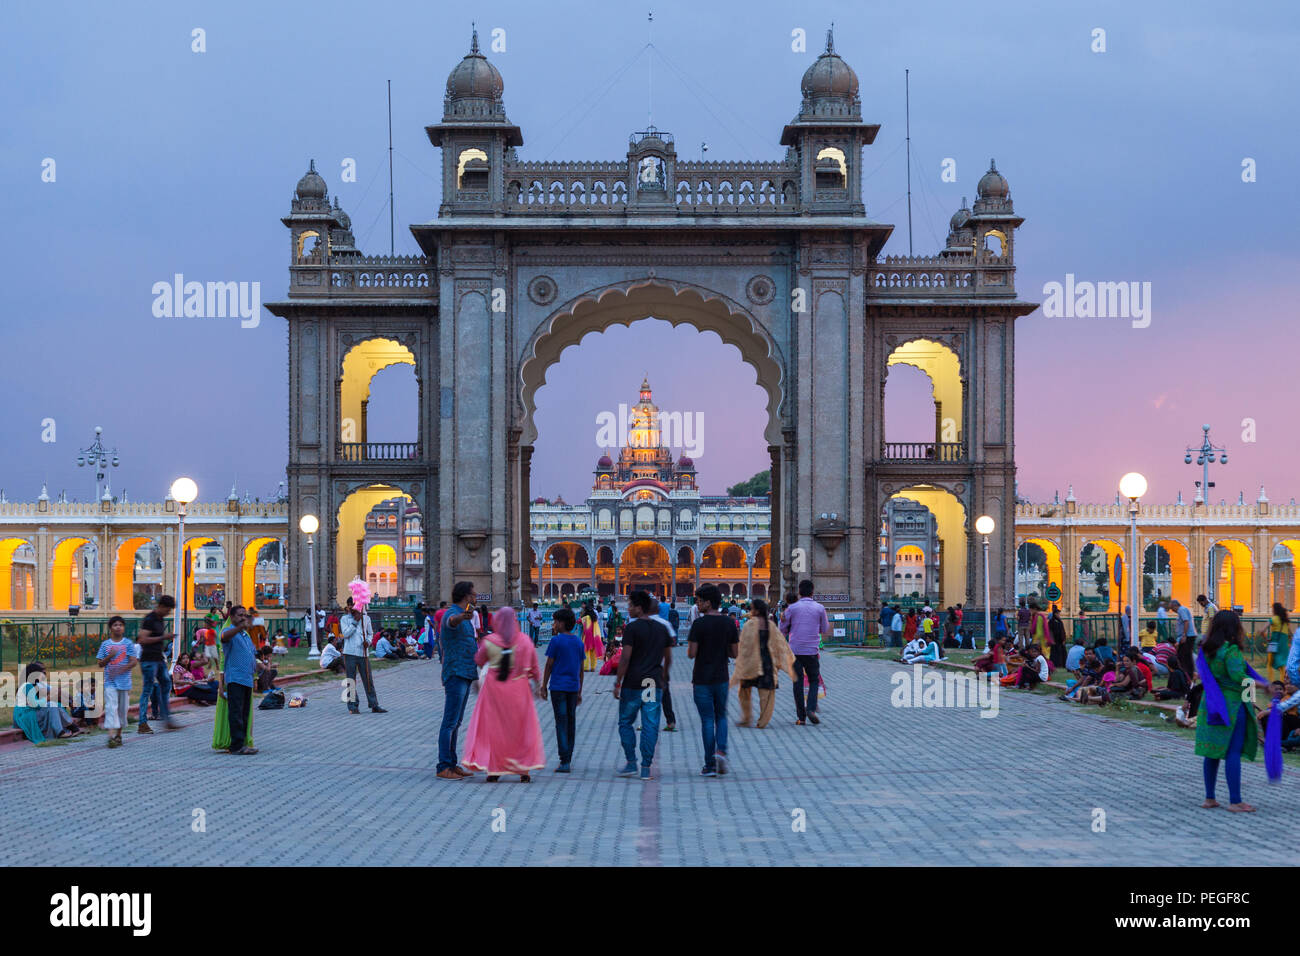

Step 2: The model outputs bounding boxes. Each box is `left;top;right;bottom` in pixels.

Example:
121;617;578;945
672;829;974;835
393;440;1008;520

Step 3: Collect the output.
445;26;503;102
949;200;970;232
800;29;859;101
597;454;613;469
295;160;327;201
976;159;1009;200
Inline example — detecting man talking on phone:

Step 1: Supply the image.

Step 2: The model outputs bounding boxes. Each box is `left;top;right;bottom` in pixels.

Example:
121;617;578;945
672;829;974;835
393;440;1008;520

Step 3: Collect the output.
436;581;480;779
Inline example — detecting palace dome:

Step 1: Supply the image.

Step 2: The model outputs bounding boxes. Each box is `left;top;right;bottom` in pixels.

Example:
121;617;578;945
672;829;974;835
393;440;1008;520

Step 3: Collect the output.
977;160;1009;200
677;455;694;468
446;29;503;101
949;201;970;231
597;455;613;469
295;161;327;200
801;34;859;99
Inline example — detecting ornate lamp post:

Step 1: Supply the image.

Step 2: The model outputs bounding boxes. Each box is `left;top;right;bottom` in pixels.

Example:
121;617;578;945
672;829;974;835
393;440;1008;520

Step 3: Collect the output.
1119;473;1148;652
169;477;198;665
975;514;995;648
76;426;120;502
1184;424;1227;504
300;514;321;657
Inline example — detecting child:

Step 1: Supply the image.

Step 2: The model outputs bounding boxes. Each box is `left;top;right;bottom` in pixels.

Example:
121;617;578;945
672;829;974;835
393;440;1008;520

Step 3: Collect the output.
540;607;585;773
96;615;138;749
599;644;623;676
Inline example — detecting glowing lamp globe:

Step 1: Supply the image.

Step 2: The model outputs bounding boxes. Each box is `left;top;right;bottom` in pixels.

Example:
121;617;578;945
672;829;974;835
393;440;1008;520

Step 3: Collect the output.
974;515;995;536
1119;472;1148;500
299;514;319;535
170;477;198;504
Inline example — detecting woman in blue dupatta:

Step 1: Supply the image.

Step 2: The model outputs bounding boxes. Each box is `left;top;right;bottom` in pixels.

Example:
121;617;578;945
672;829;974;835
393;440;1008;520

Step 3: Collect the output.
13;662;82;743
1195;610;1277;812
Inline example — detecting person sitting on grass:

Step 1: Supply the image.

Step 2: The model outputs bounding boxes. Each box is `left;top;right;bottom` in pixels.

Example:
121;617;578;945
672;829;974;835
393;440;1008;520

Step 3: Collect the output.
1124;648;1156;694
172;652;219;705
1013;644;1050;689
13;662;82;743
1258;678;1300;750
1093;636;1115;666
1108;658;1149;700
1153;659;1192;701
1060;647;1104;702
900;634;943;665
373;631;400;660
973;636;1009;676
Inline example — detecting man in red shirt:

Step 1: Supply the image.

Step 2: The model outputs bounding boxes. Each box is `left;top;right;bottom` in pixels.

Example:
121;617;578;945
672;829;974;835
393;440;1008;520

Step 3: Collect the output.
196;623;218;665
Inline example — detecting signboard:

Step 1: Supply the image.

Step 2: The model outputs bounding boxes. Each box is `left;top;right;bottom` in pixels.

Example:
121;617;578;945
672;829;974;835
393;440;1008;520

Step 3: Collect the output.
1045;583;1062;602
475;593;492;603
816;594;850;604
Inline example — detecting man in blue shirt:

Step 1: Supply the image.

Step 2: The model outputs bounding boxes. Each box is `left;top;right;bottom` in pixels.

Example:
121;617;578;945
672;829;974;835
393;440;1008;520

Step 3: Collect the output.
437;582;480;779
540;606;584;772
219;605;258;755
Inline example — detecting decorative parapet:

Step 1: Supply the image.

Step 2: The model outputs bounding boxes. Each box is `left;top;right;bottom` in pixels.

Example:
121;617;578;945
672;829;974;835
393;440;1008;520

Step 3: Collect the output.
290;253;436;298
868;253;1015;297
1014;501;1300;524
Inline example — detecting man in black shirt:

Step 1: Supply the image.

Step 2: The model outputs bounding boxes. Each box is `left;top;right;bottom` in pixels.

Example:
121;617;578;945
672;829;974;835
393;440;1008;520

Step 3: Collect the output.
138;595;181;732
613;590;673;781
688;584;739;776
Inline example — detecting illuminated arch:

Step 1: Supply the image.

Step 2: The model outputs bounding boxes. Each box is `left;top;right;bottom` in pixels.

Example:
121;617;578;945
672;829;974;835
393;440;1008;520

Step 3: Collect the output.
239;537;281;607
51;537;92;610
113;536;161;610
365;543;398;597
1077;539;1127;613
181;537;224;611
1209;539;1253;612
0;537;36;611
339;338;417;446
1145;539;1191;609
1273;539;1300;612
334;485;415;604
885;487;967;605
618;539;672;597
1018;537;1063;602
701;541;748;570
886;339;963;445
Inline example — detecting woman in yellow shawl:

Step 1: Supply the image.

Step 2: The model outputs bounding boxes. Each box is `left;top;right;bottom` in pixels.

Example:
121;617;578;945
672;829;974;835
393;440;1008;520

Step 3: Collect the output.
580;603;603;672
731;599;795;728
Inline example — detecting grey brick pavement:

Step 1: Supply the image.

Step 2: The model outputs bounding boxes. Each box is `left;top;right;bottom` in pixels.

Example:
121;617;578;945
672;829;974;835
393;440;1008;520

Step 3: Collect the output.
1;652;1295;866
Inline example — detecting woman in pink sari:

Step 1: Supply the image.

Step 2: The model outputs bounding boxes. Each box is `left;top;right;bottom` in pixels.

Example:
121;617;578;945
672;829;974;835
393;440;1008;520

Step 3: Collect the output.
463;608;546;782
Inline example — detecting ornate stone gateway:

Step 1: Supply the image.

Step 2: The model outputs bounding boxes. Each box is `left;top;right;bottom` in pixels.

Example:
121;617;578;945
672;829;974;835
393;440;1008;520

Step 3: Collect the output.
268;30;1036;610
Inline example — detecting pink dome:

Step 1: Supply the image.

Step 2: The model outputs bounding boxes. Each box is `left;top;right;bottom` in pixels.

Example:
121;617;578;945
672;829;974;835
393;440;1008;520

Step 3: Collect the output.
597;455;613;468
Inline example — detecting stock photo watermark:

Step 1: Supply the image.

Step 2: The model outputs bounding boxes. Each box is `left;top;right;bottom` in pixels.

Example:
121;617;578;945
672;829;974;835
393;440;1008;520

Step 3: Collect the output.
151;274;261;328
1041;274;1152;328
595;404;704;458
889;665;1000;718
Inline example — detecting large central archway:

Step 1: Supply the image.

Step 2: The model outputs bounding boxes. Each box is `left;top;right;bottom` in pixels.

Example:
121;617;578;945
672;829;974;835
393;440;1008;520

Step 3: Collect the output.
516;280;788;606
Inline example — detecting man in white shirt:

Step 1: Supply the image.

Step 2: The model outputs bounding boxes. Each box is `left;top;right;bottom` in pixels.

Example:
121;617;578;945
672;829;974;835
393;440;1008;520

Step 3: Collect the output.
1196;594;1217;644
374;633;398;659
319;638;343;673
339;601;386;714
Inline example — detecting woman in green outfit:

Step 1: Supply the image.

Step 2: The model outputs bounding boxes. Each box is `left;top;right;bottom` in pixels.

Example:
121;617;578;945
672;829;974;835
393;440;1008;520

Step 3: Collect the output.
1264;603;1292;681
1195;610;1265;812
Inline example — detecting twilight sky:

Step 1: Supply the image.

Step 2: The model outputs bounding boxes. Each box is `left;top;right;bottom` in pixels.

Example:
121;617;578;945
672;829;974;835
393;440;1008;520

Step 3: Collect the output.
2;1;1296;507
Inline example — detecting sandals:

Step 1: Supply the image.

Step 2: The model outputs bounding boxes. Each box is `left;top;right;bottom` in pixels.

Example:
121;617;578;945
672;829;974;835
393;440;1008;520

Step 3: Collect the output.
1227;803;1257;813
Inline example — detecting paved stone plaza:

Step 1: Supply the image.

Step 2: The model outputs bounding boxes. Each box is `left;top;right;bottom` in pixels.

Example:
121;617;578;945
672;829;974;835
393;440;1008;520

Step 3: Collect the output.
2;652;1295;866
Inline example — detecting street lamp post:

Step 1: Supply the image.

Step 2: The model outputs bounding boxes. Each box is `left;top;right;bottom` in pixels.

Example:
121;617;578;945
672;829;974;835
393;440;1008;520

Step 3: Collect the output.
300;514;320;658
975;515;995;649
76;426;120;609
169;477;198;666
1119;473;1148;652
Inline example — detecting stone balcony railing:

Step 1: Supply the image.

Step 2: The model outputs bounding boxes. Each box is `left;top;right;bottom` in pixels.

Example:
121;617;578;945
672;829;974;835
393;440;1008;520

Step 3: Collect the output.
501;159;800;215
1014;502;1300;522
882;441;967;463
868;254;1015;297
290;254;436;298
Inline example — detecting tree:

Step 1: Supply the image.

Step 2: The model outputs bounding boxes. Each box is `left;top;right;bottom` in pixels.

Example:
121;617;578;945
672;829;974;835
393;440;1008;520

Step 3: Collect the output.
726;470;771;497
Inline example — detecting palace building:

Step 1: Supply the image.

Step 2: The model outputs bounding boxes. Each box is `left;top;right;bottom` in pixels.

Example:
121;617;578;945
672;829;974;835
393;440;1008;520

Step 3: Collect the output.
528;377;770;601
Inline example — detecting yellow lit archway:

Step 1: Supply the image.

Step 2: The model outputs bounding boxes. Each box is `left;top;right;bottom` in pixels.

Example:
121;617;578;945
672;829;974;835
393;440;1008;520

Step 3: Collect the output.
1210;540;1253;612
51;537;91;610
182;537;221;612
0;537;36;611
886;339;963;444
113;536;159;610
335;485;415;605
1147;539;1191;609
365;543;398;597
1079;539;1125;613
339;338;416;446
241;537;281;608
887;487;967;604
1273;539;1300;612
1019;537;1064;603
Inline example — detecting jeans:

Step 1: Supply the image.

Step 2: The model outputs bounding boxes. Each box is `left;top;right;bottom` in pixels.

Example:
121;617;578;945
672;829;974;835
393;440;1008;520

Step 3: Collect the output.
617;687;662;768
343;654;377;711
437;677;473;772
1204;703;1249;804
226;682;251;752
791;654;821;719
138;661;171;725
890;629;903;648
692;682;729;769
662;679;676;726
550;690;578;764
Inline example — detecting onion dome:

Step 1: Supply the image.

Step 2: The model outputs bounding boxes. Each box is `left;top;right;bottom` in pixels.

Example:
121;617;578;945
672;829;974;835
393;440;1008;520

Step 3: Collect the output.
446;26;503;101
295;160;327;201
976;159;1009;200
331;196;352;231
597;454;613;469
949;198;970;231
801;28;859;100
677;455;695;469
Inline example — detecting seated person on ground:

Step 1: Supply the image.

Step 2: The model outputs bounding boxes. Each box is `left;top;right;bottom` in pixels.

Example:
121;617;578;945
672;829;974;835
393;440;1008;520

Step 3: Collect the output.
973;637;1009;675
319;636;344;673
1153;661;1192;700
900;635;944;664
1013;645;1049;689
13;662;82;742
1107;659;1148;700
1065;639;1087;672
254;645;278;692
373;631;399;660
172;652;220;705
